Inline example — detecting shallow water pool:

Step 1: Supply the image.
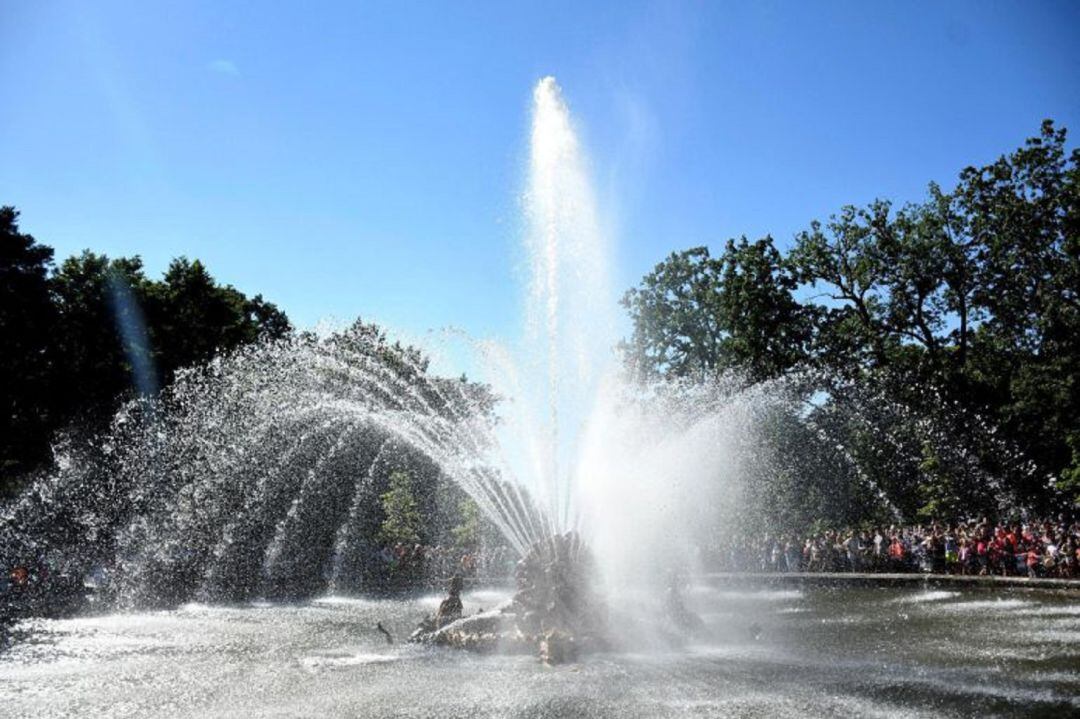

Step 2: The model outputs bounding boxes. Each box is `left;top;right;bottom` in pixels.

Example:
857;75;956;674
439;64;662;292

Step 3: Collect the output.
1;581;1077;718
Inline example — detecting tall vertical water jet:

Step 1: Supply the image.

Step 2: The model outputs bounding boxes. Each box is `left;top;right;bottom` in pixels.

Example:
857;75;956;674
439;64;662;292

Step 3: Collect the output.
516;76;616;537
514;78;808;597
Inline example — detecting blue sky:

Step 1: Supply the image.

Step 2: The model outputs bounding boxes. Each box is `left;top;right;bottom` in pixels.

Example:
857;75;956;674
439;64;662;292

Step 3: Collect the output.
2;1;1078;341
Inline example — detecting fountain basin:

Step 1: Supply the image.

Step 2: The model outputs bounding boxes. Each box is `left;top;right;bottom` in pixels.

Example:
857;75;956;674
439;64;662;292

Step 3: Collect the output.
2;581;1077;718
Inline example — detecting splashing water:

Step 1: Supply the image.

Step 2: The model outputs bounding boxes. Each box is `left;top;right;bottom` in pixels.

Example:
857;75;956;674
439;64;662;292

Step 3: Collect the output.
0;77;812;607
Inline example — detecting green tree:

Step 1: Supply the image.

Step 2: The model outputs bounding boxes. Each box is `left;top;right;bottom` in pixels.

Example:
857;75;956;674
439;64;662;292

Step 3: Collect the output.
952;121;1080;504
51;252;154;420
378;471;422;547
149;257;291;379
1;209;295;492
787;121;1079;510
625;120;1080;522
451;497;482;550
0;208;58;481
621;237;810;382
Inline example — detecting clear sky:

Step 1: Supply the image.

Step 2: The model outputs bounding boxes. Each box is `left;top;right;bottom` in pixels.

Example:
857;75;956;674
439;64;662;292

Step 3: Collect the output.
2;1;1078;342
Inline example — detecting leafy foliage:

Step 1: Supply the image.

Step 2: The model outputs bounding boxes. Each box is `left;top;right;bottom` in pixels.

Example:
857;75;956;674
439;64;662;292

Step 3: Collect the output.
624;121;1080;525
0;208;58;477
0;211;292;494
451;497;482;550
621;237;811;382
378;471;423;547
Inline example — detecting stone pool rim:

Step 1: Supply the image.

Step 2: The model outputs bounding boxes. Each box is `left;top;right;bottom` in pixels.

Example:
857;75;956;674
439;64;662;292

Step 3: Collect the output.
700;571;1080;593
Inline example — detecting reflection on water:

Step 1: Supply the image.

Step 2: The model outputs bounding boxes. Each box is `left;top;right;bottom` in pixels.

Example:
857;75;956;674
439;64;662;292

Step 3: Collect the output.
1;583;1078;718
888;590;961;604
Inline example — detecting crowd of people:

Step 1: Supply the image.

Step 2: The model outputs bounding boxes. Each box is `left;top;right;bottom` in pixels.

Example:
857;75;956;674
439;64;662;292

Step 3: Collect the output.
709;517;1080;579
7;520;1079;605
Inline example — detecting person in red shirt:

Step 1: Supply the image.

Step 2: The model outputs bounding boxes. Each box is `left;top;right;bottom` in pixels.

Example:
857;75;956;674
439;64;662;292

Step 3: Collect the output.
976;539;989;576
888;536;906;571
1026;547;1041;578
990;536;1008;576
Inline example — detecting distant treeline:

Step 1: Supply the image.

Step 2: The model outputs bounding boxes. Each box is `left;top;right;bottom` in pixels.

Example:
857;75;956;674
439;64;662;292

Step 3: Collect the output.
622;121;1079;525
0;209;291;492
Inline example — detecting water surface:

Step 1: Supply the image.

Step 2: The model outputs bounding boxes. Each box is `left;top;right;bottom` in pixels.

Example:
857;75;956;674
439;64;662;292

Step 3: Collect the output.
1;582;1077;718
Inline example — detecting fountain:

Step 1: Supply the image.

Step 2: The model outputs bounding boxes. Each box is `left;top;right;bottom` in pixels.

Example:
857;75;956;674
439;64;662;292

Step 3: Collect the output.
0;73;791;610
0;75;762;652
2;78;1078;718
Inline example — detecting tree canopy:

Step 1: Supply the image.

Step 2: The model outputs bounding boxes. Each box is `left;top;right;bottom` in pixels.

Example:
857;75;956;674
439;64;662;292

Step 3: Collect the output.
0;210;292;493
0;208;58;482
623;121;1080;525
621;237;811;383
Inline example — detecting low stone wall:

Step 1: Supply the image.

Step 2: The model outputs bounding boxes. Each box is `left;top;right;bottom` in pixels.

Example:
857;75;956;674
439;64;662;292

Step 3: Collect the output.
701;571;1080;593
443;572;1080;593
